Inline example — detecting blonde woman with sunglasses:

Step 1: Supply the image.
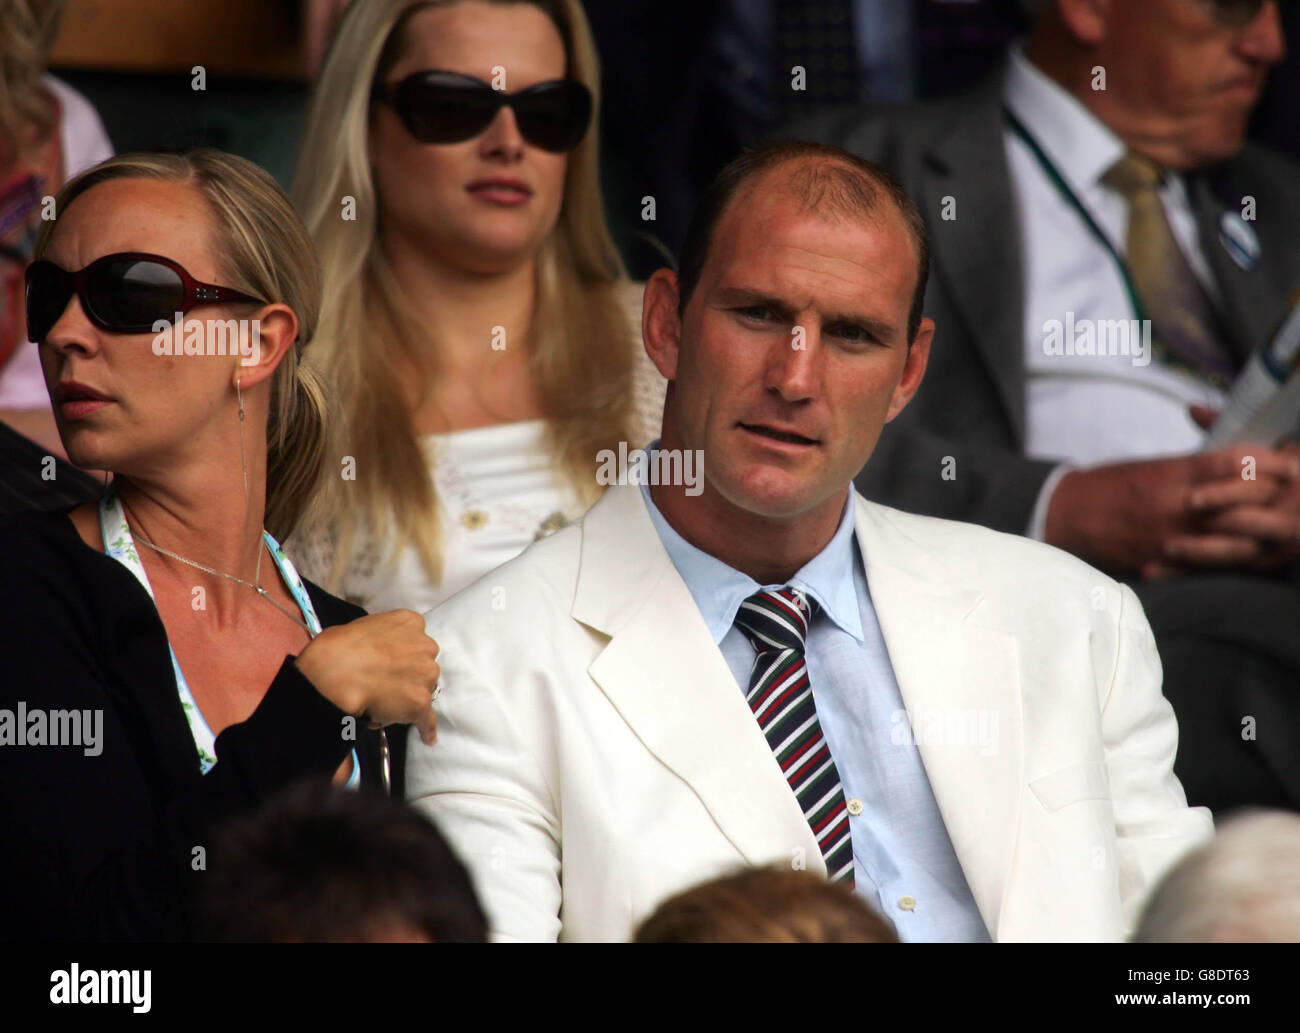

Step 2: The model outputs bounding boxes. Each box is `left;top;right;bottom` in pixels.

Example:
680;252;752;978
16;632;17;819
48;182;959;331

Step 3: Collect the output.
0;151;440;941
289;0;666;614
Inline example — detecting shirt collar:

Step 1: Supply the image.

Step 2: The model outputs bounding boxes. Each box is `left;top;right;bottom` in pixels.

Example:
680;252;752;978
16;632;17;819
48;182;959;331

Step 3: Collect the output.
637;443;864;645
1003;43;1128;196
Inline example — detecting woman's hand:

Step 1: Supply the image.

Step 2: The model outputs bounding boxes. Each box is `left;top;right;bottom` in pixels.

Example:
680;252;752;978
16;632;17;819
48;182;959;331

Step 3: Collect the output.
295;610;441;745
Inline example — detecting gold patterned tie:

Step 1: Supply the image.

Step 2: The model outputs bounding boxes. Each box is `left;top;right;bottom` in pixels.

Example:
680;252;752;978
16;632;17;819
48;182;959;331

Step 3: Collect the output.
1102;151;1237;386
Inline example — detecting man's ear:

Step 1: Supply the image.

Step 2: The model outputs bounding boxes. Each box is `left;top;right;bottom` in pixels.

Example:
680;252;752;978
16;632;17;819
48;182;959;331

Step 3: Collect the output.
229;304;298;392
885;317;933;423
1056;0;1110;45
642;269;684;382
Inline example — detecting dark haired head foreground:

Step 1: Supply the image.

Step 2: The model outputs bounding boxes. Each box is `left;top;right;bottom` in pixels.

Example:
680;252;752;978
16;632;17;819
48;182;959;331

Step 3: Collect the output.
635;866;898;944
201;780;487;943
408;139;1210;942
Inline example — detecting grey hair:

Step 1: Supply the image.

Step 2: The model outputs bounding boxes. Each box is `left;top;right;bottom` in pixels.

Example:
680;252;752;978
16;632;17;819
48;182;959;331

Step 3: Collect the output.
1133;810;1300;943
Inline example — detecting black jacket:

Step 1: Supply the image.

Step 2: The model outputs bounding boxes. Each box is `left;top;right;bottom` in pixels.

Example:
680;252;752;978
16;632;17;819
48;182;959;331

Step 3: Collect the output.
0;506;407;941
0;420;101;515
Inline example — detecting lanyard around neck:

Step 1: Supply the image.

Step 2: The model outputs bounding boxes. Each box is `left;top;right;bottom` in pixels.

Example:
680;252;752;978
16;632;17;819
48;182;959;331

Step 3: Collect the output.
1003;106;1148;326
97;485;340;778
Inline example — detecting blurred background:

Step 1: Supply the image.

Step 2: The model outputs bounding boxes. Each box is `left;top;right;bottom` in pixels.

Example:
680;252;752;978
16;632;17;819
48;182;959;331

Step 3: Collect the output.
43;0;1300;278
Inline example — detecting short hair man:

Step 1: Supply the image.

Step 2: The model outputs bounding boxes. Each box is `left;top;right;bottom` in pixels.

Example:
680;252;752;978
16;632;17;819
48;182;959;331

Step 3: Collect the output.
790;0;1300;816
408;141;1211;942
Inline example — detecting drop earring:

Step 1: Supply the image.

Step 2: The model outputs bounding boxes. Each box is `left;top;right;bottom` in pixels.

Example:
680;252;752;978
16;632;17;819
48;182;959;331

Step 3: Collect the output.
236;375;250;511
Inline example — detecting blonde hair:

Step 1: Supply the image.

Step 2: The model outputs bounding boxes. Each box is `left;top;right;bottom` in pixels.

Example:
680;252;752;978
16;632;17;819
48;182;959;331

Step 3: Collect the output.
33;150;329;541
0;0;66;166
292;0;635;589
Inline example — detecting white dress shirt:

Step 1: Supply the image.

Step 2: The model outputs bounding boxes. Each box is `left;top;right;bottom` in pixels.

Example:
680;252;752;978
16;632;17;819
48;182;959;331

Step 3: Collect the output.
1003;47;1228;536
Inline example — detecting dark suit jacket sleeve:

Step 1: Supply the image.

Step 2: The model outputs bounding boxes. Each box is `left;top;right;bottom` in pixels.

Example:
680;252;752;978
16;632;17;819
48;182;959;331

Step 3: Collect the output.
857;420;1060;533
0;514;369;941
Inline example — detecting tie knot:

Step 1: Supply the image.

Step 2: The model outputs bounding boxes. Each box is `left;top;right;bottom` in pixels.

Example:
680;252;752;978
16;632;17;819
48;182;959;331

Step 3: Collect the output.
1103;151;1166;198
734;587;817;655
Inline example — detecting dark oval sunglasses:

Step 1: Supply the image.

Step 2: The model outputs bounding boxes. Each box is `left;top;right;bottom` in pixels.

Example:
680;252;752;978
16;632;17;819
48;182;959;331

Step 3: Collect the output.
25;252;263;343
373;70;592;154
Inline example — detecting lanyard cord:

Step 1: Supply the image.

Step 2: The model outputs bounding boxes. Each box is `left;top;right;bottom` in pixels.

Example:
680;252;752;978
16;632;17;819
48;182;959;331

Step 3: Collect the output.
1003;106;1149;326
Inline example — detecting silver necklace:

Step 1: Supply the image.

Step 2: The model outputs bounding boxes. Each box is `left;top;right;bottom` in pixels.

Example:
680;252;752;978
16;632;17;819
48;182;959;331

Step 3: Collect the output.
121;381;314;638
131;526;314;636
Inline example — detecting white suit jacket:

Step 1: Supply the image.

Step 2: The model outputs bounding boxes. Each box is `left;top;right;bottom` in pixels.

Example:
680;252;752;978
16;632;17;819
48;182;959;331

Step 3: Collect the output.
407;483;1212;942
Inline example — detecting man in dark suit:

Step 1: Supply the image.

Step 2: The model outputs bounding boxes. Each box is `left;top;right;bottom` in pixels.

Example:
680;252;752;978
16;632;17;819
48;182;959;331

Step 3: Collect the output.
791;0;1300;814
586;0;1033;279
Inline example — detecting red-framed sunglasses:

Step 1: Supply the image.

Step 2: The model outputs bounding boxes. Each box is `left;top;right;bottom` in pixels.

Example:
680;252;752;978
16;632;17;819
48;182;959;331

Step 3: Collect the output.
25;252;264;342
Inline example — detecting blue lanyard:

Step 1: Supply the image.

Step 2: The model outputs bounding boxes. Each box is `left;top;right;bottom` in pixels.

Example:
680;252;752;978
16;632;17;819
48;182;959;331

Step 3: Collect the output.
99;485;363;786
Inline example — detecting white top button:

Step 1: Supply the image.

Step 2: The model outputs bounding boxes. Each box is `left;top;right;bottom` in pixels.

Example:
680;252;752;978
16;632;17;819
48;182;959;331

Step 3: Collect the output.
898;895;917;911
846;797;864;816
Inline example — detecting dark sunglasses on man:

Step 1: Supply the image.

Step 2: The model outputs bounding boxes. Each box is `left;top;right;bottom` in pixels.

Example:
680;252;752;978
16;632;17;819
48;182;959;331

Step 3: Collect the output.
372;70;592;153
25;252;263;343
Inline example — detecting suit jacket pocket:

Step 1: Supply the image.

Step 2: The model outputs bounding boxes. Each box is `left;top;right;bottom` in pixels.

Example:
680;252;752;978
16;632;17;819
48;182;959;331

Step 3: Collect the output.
1030;762;1111;813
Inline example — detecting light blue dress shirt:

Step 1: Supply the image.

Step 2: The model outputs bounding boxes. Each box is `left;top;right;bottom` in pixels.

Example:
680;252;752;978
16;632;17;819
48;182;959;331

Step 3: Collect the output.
638;469;990;942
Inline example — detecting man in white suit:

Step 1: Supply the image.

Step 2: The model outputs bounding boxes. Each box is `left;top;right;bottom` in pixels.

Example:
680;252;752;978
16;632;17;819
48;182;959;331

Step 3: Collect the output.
408;141;1212;942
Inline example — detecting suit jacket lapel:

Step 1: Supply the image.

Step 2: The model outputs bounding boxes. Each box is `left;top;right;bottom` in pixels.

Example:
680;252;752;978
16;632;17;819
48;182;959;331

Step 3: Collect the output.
919;73;1028;444
573;485;826;873
1190;171;1278;364
853;497;1024;938
570;486;1029;929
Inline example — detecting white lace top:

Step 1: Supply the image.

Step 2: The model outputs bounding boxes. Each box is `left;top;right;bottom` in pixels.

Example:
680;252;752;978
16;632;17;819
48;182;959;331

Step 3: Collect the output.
339;419;586;615
288;292;667;615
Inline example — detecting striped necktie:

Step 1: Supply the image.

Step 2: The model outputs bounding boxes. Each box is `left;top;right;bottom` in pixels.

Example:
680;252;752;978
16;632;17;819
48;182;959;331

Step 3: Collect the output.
734;587;855;884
